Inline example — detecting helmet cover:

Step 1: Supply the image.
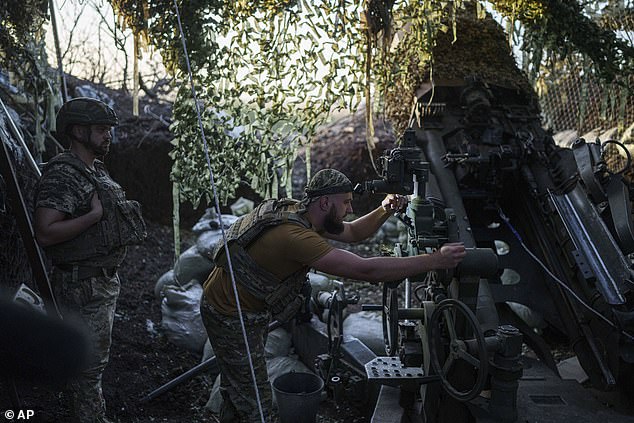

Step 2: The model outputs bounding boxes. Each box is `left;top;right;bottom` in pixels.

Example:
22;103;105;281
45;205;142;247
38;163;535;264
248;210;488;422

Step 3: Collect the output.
304;169;353;198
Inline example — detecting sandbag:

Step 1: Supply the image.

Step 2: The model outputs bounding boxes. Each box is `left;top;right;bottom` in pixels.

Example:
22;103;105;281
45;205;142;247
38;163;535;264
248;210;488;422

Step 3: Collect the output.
506;301;546;330
264;327;292;359
192;208;239;234
173;245;214;285
154;269;176;300
342;311;385;356
308;272;333;305
196;229;224;258
160;281;208;354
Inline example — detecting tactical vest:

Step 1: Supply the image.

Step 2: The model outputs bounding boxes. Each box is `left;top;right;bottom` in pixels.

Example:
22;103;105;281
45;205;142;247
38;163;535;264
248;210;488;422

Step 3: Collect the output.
41;152;147;265
212;198;312;315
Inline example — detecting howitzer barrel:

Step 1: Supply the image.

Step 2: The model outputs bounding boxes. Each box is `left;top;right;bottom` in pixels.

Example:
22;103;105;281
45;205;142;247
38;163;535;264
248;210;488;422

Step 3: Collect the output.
418;129;476;248
456;248;499;278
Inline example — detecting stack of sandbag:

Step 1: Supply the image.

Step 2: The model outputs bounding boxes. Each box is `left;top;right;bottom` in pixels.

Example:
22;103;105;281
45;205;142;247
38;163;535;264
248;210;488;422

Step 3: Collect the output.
155;207;241;355
160;281;208;354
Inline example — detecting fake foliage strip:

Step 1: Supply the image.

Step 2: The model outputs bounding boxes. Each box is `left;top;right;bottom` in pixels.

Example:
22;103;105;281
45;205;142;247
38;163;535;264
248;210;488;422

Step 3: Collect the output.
108;0;633;209
166;0;529;207
169;0;368;208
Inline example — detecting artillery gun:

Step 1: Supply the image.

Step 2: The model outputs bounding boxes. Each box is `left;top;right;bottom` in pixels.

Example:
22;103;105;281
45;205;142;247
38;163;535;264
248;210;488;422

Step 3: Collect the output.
297;77;634;422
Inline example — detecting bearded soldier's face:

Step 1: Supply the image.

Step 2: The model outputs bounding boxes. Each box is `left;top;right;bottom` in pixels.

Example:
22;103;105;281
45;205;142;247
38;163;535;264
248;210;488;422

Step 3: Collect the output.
86;125;113;156
323;192;353;234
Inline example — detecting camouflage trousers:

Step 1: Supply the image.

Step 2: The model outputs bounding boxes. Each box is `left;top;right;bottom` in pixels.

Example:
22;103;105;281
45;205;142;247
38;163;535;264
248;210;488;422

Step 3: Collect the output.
200;296;272;423
52;268;120;423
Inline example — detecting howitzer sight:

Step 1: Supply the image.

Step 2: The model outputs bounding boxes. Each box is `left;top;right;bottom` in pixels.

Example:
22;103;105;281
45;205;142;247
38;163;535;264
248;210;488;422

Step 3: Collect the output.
354;129;429;196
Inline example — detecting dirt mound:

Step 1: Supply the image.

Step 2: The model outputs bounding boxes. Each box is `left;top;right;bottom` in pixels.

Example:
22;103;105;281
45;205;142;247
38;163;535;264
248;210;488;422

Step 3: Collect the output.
293;110;397;215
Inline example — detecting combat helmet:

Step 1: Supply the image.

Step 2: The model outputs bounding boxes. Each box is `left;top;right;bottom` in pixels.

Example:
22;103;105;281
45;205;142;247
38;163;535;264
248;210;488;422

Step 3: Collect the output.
55;97;118;142
304;169;353;199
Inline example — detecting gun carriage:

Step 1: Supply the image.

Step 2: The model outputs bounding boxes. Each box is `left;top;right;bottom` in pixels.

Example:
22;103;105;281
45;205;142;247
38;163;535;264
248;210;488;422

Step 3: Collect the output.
295;77;634;422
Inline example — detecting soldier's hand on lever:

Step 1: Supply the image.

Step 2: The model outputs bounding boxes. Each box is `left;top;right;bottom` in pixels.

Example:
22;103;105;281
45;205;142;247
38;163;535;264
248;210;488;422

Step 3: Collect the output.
432;242;466;269
382;194;408;214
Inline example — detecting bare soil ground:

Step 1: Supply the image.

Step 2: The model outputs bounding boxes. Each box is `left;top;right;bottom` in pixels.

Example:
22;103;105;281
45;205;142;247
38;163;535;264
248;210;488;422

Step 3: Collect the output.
0;221;216;423
0;219;374;423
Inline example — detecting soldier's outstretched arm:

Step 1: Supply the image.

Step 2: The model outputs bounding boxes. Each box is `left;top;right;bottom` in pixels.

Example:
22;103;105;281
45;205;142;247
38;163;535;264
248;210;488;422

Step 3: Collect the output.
311;242;465;283
326;194;408;243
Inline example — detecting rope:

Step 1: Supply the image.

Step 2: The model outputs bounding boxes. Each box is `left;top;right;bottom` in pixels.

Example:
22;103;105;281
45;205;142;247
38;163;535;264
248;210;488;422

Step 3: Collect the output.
171;2;266;422
498;208;634;343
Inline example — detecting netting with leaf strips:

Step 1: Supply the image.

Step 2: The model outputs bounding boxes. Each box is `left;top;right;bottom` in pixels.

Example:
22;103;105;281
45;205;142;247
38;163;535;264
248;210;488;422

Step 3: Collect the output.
539;70;633;138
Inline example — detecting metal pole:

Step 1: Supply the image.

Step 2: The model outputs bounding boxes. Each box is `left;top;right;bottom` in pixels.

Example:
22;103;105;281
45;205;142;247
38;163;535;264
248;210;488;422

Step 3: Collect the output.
140;320;283;402
48;0;68;103
0;97;41;177
0;134;60;318
140;356;218;403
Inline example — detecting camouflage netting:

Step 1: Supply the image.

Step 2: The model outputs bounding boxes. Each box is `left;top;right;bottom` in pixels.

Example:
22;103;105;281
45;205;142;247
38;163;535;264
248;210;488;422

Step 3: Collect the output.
522;1;633;140
385;5;538;134
0;104;39;295
384;3;633;142
539;70;633;138
430;11;535;96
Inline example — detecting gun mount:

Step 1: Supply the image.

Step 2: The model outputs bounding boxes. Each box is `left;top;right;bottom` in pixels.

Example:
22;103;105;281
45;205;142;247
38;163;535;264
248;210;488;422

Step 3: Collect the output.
295;77;634;423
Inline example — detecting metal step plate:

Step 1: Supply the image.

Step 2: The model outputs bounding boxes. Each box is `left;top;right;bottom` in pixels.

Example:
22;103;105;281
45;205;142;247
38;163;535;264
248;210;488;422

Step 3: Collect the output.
365;356;438;387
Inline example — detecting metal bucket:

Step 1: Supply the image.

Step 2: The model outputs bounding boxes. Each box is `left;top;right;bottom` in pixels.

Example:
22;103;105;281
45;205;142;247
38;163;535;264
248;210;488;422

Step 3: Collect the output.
272;371;324;423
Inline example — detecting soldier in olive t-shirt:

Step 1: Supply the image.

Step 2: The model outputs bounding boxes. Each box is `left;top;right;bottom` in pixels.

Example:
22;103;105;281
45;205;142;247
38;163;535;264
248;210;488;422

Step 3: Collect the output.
199;169;465;423
204;222;332;315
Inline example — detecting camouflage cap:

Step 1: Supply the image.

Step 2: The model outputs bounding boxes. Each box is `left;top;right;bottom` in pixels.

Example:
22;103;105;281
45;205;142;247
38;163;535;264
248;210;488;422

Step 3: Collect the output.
304;169;353;198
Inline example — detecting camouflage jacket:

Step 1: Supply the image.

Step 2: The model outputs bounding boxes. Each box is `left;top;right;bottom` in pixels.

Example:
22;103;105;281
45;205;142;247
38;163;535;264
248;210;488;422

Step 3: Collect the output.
36;151;146;267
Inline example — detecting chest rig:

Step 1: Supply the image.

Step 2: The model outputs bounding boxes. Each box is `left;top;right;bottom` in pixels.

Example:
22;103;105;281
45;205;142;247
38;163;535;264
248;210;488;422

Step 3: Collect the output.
41;152;147;265
212;198;312;315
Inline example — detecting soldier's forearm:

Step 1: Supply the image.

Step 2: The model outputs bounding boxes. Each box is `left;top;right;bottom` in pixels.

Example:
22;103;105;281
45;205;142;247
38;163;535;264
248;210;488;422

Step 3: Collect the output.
344;206;392;242
35;209;101;247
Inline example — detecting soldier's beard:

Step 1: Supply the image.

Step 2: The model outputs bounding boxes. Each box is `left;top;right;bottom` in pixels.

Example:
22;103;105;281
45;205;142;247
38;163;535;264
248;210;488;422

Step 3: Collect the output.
88;142;109;157
81;130;110;157
323;205;344;234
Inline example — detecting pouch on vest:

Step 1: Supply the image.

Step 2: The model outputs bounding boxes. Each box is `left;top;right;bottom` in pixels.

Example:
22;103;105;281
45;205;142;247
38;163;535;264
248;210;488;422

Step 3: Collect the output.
272;279;312;323
115;200;147;245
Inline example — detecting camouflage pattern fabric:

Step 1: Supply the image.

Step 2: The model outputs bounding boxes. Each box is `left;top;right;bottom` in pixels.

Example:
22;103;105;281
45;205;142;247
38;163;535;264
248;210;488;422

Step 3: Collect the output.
36;153;126;423
304;168;353;199
52;268;120;423
36;154;127;267
200;296;272;423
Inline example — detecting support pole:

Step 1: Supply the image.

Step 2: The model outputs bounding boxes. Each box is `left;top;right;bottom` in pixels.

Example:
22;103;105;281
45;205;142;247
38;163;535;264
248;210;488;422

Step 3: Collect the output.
140;320;283;402
140;356;218;403
48;0;68;103
133;33;139;116
0;131;59;318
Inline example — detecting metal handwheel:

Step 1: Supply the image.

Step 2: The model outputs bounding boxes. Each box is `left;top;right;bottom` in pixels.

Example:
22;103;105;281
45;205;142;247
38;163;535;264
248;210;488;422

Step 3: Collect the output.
428;298;488;401
382;282;401;356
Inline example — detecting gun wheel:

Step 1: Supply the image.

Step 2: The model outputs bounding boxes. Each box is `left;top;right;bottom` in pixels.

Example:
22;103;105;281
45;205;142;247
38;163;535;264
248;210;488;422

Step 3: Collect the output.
428;299;488;401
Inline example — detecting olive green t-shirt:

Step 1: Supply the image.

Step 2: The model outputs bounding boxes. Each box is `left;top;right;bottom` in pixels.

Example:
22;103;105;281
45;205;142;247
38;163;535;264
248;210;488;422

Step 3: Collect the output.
203;223;333;315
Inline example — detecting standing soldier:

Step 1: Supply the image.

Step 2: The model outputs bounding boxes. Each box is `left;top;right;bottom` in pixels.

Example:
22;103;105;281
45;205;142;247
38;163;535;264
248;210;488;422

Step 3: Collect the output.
34;97;146;423
200;168;465;422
